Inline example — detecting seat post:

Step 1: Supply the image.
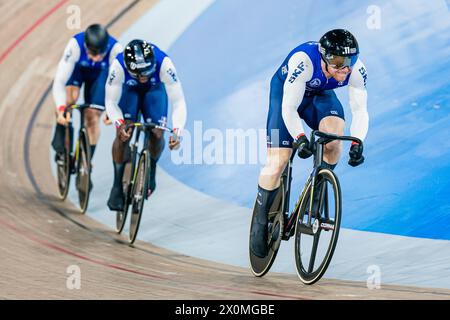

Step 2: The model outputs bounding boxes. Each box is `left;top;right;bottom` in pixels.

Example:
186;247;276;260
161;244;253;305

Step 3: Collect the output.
79;107;85;130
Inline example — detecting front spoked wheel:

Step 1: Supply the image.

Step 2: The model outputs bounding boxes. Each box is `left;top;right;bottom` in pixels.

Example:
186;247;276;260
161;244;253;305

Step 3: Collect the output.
128;151;149;244
76;129;91;213
249;183;285;277
294;168;341;285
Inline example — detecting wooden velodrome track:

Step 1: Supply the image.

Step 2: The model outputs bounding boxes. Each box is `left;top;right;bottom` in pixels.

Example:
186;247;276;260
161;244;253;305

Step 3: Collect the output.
0;0;449;300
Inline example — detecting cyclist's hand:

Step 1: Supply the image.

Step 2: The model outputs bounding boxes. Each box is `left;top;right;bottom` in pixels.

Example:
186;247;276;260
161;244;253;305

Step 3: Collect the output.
295;134;313;159
103;114;112;125
118;122;132;142
56;106;70;125
169;130;181;150
348;142;364;167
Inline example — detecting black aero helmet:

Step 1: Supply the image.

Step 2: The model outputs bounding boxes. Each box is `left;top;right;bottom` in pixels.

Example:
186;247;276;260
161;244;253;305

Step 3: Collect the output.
124;39;156;78
84;24;109;55
319;29;359;68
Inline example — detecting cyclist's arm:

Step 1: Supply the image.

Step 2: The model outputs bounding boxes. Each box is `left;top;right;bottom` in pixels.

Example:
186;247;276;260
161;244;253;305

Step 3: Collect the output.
348;58;369;141
52;38;80;110
160;57;187;134
105;59;125;127
108;42;123;66
281;51;314;140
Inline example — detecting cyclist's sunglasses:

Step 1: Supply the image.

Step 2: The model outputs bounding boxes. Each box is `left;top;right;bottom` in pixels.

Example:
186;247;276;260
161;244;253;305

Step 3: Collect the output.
324;54;358;70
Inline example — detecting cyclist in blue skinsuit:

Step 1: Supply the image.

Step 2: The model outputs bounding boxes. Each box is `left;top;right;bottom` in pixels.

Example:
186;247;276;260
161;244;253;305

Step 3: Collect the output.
250;29;369;258
105;39;187;211
51;24;122;167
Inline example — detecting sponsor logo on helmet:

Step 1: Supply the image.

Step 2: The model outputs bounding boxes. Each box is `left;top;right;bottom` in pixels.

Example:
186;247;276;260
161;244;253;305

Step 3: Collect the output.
320;44;357;55
309;78;321;87
343;47;357;54
130;62;152;70
319;45;326;55
288;61;305;83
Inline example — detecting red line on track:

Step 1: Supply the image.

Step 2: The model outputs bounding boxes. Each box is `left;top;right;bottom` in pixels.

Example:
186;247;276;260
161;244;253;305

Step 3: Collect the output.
0;218;306;299
0;0;70;65
0;218;168;281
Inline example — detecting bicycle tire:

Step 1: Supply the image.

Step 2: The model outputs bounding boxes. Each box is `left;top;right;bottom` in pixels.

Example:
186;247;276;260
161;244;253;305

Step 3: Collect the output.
76;129;91;213
294;168;342;285
57;125;72;200
128;150;149;244
116;151;136;234
249;180;286;277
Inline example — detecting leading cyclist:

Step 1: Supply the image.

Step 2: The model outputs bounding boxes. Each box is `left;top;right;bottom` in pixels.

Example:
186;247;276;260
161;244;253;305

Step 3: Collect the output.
250;29;369;258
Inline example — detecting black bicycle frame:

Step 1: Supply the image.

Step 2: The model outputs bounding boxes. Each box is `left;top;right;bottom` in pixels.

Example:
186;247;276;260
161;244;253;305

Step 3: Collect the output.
64;104;104;155
283;130;363;235
126;122;175;198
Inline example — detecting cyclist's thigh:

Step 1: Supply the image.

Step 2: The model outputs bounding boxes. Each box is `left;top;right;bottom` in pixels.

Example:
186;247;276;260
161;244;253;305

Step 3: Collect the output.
119;86;140;122
259;147;291;187
266;76;294;148
266;147;292;168
141;83;168;126
300;90;345;130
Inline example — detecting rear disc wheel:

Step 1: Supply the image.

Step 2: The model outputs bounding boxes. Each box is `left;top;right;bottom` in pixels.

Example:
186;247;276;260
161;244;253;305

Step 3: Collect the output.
249;183;285;277
76;130;91;213
56;125;72;200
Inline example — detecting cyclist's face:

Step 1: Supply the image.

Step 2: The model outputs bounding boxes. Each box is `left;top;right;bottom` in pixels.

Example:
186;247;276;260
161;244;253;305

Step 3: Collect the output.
328;65;352;82
322;59;352;82
138;75;149;83
87;51;105;62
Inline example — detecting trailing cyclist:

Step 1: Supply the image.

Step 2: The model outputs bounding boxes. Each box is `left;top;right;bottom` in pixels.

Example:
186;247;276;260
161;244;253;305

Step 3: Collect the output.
51;24;123;184
105;39;187;211
250;29;369;258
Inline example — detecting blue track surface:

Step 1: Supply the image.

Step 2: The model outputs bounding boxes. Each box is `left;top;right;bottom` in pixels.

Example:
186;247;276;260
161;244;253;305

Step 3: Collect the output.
160;0;450;240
